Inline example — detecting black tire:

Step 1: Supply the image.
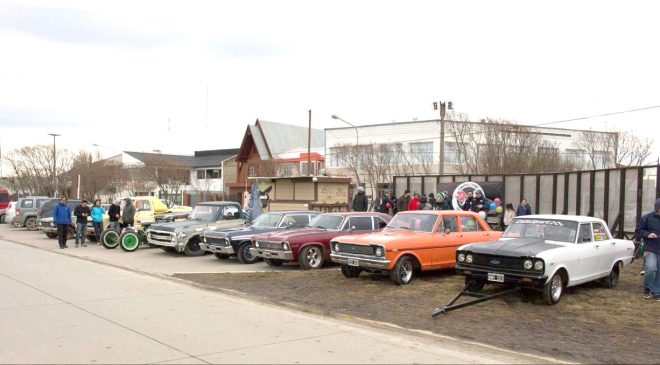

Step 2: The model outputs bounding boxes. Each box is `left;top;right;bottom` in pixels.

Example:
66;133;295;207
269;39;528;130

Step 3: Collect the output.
390;256;415;285
298;245;324;270
341;264;362;278
119;231;140;252
45;232;58;239
264;258;284;266
542;272;564;305
101;229;120;249
25;217;38;231
183;237;205;257
237;242;259;264
464;276;486;292
601;263;620;288
160;247;176;253
214;253;231;259
0;214;5;224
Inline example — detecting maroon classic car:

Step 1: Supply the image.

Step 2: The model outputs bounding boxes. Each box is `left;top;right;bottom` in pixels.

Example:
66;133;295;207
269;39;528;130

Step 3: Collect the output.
250;212;391;269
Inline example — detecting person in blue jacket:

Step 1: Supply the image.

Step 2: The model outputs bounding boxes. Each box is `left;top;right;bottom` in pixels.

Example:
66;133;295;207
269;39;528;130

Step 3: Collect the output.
635;198;660;300
53;196;72;249
91;199;105;244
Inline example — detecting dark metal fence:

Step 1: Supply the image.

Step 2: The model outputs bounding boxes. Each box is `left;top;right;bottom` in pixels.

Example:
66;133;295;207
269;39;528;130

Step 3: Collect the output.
394;165;660;239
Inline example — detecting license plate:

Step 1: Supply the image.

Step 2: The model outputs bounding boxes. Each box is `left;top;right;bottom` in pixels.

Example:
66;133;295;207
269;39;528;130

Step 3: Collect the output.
348;258;359;267
264;252;272;258
488;273;504;282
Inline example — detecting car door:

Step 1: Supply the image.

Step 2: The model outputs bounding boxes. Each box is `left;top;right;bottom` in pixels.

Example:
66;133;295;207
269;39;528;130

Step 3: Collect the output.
133;199;153;223
433;215;461;268
574;223;603;283
591;222;615;276
459;215;492;243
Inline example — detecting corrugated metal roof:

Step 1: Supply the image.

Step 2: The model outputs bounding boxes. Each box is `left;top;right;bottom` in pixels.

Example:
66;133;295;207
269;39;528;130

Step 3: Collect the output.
193;148;239;168
123;151;194;167
249;124;271;159
257;120;324;159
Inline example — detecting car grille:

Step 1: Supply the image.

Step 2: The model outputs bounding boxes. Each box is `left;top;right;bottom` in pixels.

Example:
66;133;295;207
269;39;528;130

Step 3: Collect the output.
470;254;523;270
149;231;174;243
205;237;229;246
335;243;374;256
256;241;283;251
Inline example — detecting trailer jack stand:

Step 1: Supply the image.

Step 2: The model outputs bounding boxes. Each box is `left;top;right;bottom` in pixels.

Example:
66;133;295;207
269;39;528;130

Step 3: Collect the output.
431;283;521;317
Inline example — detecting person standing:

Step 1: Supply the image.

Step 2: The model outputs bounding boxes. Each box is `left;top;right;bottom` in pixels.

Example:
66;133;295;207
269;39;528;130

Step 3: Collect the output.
73;200;91;247
437;191;452;210
352;187;368;212
408;192;421;211
470;190;486;213
635;198;660;300
463;191;474;211
516;199;533;216
427;193;436;210
53;196;72;249
397;190;411;213
503;203;516;230
91;199;105;244
377;191;393;215
108;200;121;230
122;198;136;228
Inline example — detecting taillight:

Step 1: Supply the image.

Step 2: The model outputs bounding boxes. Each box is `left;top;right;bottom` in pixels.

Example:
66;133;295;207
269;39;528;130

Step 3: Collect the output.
16;208;20;215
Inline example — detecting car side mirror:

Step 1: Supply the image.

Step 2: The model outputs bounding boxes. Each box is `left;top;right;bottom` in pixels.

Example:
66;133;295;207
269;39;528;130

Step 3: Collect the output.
444;229;451;235
350;226;357;231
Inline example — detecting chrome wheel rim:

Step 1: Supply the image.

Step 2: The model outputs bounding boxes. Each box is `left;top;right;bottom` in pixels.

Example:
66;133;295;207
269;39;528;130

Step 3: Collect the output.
306;247;321;267
551;275;562;301
243;245;253;260
399;260;413;283
610;270;618;286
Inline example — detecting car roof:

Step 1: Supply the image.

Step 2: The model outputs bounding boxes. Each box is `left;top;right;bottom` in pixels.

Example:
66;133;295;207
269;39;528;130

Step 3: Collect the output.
197;201;241;206
264;210;319;215
514;214;606;224
396;210;482;217
319;212;390;218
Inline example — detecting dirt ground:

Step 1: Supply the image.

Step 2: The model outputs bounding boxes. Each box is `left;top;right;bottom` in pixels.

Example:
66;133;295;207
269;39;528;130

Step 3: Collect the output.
176;260;659;364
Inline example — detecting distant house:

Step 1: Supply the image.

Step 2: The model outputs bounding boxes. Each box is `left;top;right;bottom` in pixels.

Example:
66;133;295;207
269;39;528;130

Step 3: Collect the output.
225;119;325;203
183;148;239;206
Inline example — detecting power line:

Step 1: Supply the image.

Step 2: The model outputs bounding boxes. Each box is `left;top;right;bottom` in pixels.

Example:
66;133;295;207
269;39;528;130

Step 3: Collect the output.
533;104;660;127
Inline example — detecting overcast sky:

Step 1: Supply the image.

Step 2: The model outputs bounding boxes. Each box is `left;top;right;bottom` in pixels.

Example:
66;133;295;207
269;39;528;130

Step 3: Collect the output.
1;0;659;164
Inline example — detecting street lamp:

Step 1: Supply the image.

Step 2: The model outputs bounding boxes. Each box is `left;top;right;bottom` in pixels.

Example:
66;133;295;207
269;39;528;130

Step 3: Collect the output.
331;114;359;147
48;133;60;197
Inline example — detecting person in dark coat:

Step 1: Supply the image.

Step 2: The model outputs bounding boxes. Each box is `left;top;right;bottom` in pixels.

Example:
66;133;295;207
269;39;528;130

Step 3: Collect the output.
121;198;136;228
437;191;452;210
53;196;72;249
463;191;474;211
470;190;486;213
108;200;121;230
635;198;660;300
377;191;393;215
427;193;436;210
73;200;91;247
397;190;411;213
516;199;533;216
352;186;368;212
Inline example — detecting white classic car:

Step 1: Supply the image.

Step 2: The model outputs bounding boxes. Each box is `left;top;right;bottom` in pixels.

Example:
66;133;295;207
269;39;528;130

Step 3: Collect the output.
456;215;636;304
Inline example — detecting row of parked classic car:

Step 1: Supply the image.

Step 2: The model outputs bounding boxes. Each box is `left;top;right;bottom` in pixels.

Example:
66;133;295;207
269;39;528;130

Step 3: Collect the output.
5;197;637;305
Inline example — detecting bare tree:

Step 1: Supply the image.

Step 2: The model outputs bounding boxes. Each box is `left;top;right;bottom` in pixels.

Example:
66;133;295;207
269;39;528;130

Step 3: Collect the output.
68;150;119;200
612;132;653;167
332;143;362;184
3;145;73;196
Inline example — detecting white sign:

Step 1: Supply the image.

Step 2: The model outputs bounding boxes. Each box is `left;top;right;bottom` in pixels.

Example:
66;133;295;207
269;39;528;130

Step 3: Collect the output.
451;181;484;211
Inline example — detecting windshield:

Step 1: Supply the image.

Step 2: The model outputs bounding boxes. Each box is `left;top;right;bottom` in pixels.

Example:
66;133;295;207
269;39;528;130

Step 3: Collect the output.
251;213;283;228
308;215;344;230
188;205;220;221
386;213;438;233
503;218;579;243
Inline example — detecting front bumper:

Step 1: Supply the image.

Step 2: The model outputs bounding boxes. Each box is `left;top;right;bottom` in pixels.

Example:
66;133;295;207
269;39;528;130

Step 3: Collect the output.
200;243;235;255
250;248;294;261
457;265;548;288
330;253;391;270
146;230;184;249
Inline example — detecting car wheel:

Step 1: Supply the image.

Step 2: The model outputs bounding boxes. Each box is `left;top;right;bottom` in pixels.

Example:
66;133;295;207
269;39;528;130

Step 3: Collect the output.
183;237;205;257
214;253;231;260
264;258;284;266
299;246;324;270
101;229;120;249
341;264;362;278
25;217;38;231
45;232;58;239
542;272;564;305
237;242;259;264
601;263;620;288
390;256;414;285
0;214;5;224
119;231;140;252
464;276;485;292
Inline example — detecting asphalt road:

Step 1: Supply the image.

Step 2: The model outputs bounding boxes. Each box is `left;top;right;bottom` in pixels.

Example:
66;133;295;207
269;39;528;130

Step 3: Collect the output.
0;224;555;364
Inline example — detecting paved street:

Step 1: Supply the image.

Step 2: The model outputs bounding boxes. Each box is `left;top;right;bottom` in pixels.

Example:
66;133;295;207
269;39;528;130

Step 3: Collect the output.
0;224;554;364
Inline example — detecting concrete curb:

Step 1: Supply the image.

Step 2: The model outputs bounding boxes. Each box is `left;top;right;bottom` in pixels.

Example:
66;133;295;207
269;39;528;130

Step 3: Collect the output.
1;235;567;364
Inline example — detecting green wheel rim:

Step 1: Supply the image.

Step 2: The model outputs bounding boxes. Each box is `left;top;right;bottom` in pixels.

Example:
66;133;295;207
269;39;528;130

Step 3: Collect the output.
104;231;119;247
122;233;139;250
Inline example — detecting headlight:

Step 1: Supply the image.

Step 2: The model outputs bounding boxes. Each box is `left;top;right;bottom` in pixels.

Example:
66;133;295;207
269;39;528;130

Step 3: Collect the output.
534;260;544;271
203;236;207;243
457;253;465;262
255;242;260;248
524;259;533;270
282;242;289;251
334;243;339;252
466;254;473;263
375;246;384;257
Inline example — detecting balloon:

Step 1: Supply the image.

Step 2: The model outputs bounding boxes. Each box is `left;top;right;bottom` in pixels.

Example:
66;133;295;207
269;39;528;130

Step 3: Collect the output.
496;206;503;213
494;198;502;205
385;202;392;209
490;203;496;210
479;211;487;219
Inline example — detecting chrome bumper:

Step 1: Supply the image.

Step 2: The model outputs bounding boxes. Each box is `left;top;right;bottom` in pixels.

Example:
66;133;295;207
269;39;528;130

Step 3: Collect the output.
200;243;235;255
146;230;182;249
250;248;294;261
330;253;391;270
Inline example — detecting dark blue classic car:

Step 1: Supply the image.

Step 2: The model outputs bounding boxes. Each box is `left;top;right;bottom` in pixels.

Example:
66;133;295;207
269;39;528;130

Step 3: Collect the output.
199;211;319;264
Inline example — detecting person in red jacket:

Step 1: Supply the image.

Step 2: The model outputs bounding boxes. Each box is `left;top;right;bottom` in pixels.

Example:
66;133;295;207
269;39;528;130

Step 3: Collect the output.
408;193;421;211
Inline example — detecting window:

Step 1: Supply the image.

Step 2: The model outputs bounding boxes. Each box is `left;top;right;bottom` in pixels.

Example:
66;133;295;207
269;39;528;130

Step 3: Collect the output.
577;224;592;243
375;217;388;229
135;200;151;212
444;142;462;164
565;149;585;166
248;165;256;177
21;200;34;208
538;147;559;155
282;214;312;228
279;163;295;177
439;216;459;233
461;216;482;232
389;143;403;164
328;147;341;168
196;169;206;179
345;216;374;231
221;205;240;220
410;142;433;163
36;199;49;208
0;193;9;203
594;151;609;169
300;161;316;176
206;169;221;179
592;222;610;241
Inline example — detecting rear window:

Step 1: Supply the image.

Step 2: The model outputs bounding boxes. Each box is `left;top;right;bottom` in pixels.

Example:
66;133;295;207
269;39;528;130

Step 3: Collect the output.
21;200;34;208
0;193;9;203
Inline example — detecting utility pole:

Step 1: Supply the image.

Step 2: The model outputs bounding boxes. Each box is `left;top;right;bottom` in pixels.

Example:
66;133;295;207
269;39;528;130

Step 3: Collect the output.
48;133;61;196
433;101;453;175
307;110;312;176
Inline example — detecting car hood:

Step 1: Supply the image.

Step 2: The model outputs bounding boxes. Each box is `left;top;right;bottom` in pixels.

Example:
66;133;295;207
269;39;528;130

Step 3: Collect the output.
149;220;214;232
331;230;419;246
254;227;329;241
204;226;283;240
463;237;564;257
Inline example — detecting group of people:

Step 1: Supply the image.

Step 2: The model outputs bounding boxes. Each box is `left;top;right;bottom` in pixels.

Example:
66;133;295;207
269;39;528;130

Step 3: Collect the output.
52;197;135;249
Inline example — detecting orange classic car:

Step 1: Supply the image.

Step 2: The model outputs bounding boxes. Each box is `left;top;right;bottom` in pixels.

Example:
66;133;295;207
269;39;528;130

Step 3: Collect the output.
329;210;502;285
